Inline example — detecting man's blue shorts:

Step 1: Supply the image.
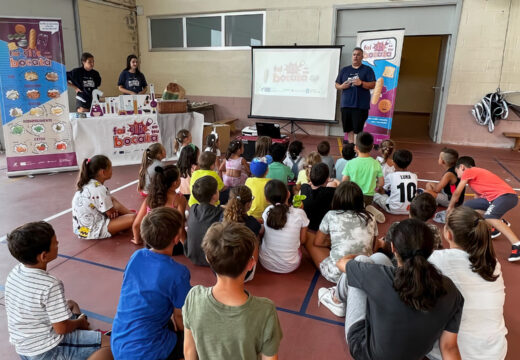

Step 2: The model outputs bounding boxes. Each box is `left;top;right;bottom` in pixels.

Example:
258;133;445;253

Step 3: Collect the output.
464;193;518;219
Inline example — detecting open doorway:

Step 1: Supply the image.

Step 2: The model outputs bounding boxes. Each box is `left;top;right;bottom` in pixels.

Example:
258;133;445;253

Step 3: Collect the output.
389;35;447;141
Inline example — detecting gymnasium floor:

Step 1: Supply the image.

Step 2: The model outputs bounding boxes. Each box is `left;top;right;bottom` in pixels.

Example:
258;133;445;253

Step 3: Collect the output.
0;135;519;359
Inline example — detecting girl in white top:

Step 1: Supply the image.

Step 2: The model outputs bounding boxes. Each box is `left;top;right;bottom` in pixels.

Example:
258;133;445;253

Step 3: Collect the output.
428;206;507;360
72;155;136;239
175;129;192;159
136;143;166;196
260;179;309;273
204;132;221;170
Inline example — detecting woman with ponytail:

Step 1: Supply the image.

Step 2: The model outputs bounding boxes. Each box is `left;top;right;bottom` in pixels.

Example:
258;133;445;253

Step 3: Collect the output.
259;179;309;273
72;155;136;239
325;219;463;360
427;206;507;360
132;165;187;248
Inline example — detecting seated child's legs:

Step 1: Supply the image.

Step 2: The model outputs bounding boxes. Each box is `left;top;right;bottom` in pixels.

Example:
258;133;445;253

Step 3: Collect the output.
363;195;373;206
435;191;450;207
373;193;389;211
20;330;102;360
108;214;136;235
319;257;342;284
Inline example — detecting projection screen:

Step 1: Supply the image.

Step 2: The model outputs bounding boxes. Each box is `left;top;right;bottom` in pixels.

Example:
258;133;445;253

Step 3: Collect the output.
250;46;342;123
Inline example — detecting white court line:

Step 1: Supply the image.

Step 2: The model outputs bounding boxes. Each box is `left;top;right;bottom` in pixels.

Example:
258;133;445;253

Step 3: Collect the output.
0;179;138;243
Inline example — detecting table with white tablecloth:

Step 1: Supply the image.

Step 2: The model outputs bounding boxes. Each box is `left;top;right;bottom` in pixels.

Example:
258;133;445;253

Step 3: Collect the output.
71;112;204;166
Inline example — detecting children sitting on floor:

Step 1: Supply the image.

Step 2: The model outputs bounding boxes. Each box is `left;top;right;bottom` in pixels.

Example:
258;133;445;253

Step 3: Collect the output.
178;144;199;200
186;176;223;266
137;142;166;196
425;147;465;207
448;156;520;261
183;222;283;359
132;165;187;249
335;143;355;182
411;193;443;249
220;139;250;187
312;181;378;287
341;131;384;206
5;222;112;360
373;149;417;215
427;206;507;360
267;142;294;185
245;156;272;220
111;207;190;360
188;151;225;207
283;140;305;176
260;179;309;273
318;140;335;178
72;155;136;240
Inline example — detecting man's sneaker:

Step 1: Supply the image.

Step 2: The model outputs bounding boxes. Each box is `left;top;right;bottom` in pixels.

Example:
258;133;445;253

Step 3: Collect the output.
318;287;345;317
508;245;520;262
490;227;501;239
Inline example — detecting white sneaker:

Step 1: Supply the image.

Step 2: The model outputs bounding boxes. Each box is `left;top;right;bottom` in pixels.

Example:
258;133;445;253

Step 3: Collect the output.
318;287;345;317
366;205;386;224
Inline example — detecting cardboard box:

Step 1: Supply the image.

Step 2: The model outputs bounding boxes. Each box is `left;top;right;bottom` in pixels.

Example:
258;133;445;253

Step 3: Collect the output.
203;123;230;154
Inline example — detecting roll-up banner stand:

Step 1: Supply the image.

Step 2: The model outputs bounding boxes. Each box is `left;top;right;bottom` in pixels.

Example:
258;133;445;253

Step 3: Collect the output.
357;29;405;145
0;17;77;177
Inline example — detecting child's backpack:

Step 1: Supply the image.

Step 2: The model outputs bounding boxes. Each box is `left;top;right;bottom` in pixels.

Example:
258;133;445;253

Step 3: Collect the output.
288;156;302;176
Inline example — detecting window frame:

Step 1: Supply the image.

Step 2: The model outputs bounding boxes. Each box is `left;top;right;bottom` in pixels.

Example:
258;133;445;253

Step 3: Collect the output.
148;11;266;51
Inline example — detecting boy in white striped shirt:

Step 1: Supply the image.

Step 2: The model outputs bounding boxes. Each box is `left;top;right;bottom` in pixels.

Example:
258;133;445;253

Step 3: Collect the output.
5;221;111;360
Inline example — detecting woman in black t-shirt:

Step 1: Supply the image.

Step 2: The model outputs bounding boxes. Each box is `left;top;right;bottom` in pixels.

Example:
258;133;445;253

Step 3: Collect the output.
118;54;148;95
322;219;464;360
67;52;102;112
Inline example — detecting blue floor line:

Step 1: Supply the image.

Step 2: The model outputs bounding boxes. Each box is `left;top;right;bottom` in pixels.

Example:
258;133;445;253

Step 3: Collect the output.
81;309;114;324
299;270;320;313
494;157;520;183
58;254;125;272
276;306;344;327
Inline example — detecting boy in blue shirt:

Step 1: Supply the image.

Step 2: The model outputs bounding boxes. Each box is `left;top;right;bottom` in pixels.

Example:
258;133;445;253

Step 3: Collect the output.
111;207;191;360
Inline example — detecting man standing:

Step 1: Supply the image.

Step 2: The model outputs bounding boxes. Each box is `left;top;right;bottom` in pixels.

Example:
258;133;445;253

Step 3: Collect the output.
335;47;376;143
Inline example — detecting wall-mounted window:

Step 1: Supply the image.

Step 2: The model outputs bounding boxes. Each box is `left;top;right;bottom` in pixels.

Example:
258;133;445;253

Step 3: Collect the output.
148;11;265;50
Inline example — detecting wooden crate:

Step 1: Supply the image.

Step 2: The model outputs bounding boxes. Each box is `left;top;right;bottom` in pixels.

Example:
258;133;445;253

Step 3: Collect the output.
157;100;188;114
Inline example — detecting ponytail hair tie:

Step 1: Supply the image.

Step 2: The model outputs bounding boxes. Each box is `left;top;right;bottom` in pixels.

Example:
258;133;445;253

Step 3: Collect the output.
86;158;91;164
236;195;241;200
474;217;483;227
275;202;281;206
146;148;150;153
155;166;164;173
412;249;428;258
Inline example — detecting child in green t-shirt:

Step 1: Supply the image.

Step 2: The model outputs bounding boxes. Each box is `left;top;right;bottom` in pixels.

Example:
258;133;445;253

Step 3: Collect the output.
342;131;384;205
182;222;283;359
267;143;294;185
188;151;225;206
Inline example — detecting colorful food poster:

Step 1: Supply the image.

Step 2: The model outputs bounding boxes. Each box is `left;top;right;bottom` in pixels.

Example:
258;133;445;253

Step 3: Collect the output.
0;17;77;176
356;29;405;144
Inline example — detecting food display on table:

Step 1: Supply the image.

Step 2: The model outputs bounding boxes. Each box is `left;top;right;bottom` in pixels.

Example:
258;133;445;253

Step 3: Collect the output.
6;90;19;100
26;89;40;99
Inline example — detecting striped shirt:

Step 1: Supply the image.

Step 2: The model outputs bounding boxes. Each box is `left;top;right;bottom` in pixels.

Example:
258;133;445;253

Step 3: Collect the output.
5;264;71;356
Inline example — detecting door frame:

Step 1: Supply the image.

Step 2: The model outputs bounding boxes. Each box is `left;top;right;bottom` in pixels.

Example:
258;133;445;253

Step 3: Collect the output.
330;0;464;143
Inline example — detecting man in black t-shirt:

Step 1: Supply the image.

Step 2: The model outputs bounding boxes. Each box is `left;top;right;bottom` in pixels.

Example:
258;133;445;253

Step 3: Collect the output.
335;48;376;144
67;52;101;112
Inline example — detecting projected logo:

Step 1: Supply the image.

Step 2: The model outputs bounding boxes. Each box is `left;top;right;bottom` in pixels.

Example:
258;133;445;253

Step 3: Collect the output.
272;62;310;82
258;61;323;97
361;38;396;65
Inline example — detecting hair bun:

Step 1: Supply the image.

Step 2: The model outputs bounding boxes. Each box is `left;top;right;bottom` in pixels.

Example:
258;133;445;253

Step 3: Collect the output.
155;166;164;173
